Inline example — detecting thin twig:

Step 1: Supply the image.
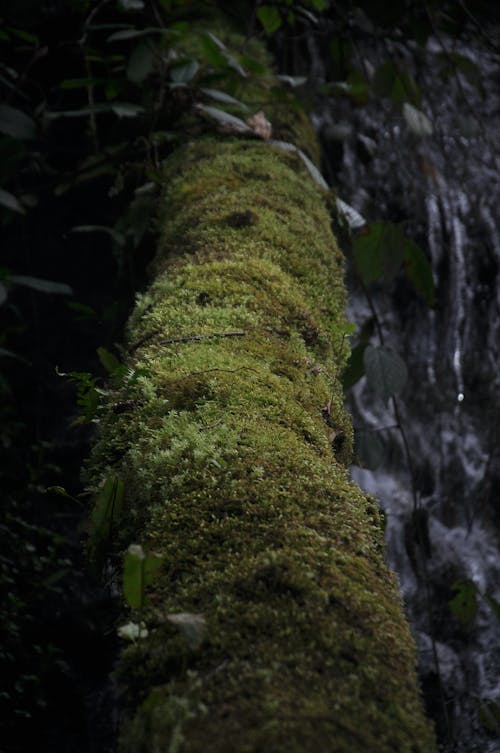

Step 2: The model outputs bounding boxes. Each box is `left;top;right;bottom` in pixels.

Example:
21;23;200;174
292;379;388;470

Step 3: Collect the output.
129;330;246;353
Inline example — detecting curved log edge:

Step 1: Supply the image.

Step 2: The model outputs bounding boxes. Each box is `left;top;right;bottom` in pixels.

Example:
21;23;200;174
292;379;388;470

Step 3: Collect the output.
86;134;436;752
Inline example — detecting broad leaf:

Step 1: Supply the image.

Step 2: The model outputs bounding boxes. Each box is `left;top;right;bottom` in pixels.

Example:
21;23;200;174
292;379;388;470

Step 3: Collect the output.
353;222;405;285
257;6;282;34
403;102;433;136
449;579;477;626
170;59;199;84
0;187;25;214
119;0;144;9
363;345;407;404
123;544;163;610
336;197;365;230
373;61;420;106
46;103;144;119
200;89;248;111
127;42;155;84
200;32;227;68
403;239;435;306
342;341;368;389
72;225;126;247
0;104;36;140
97;347;121;375
354;429;384;470
276;75;307;87
195;105;252;134
90;477;124;569
0;346;24;360
478;699;500;735
10;275;72;295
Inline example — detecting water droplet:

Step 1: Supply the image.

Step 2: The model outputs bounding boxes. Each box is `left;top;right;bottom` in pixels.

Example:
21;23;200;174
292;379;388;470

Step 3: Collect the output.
457;392;465;402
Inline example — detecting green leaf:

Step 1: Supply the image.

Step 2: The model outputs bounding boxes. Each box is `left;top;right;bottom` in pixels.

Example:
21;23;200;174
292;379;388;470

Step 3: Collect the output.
46;102;144;119
67;301;98;320
345;70;369;103
123;544;163;610
199;32;228;68
403;102;433;136
200;88;248;111
46;486;83;506
72;225;126;246
336;197;365;231
195;104;251;134
449;579;477;626
354;429;384;470
107;29;147;41
10;275;72;295
478;699;500;735
167;612;206;650
90;477;124;569
342;341;368;389
342;322;357;336
170;59;199;84
97;347;121;375
238;54;267;75
112;103;145;118
276;74;307;87
403;239;435;306
329;37;351;80
119;0;144;9
257;6;282;34
363;345;407;404
123;544;146;609
0;104;36;140
0;187;25;214
127;42;155;84
223;52;247;79
373;62;420;106
0;346;25;361
60;78;105;89
353;222;405;285
10;27;39;44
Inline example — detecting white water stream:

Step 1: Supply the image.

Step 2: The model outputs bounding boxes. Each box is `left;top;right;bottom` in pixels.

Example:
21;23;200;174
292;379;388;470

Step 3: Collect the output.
314;27;500;752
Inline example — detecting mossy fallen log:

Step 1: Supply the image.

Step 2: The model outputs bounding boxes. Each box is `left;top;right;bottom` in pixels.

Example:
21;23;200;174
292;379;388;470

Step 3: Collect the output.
87;132;436;752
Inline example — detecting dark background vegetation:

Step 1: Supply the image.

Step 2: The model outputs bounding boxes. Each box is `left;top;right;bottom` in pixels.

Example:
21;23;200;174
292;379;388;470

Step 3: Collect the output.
1;2;498;752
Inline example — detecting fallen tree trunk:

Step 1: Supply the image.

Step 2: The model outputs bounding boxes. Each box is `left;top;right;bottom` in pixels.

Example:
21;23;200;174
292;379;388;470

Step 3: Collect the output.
87;125;436;751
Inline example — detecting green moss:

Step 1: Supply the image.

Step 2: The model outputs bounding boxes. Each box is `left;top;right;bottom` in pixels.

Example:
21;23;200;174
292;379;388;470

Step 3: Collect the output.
87;132;435;752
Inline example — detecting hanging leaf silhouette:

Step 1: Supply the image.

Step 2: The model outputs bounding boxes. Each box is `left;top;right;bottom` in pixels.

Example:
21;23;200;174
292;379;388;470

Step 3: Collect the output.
403;239;435;306
353;222;405;285
363;345;407;404
354;428;384;470
449;579;477;626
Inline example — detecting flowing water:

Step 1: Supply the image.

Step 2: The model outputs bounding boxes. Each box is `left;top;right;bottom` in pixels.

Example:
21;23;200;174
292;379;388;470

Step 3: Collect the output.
313;26;500;752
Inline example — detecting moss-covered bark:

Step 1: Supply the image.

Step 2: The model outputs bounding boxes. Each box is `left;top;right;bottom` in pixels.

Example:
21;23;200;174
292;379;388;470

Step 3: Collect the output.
87;124;435;751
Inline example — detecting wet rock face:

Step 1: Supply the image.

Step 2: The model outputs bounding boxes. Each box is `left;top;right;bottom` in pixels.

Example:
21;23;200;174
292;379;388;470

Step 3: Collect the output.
314;24;500;753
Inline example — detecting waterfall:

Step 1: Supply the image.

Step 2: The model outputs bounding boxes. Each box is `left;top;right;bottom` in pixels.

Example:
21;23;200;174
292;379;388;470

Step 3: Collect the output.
314;24;500;752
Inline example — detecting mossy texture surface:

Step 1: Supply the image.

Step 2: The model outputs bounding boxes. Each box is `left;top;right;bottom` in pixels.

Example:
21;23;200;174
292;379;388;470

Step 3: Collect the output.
88;139;435;752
